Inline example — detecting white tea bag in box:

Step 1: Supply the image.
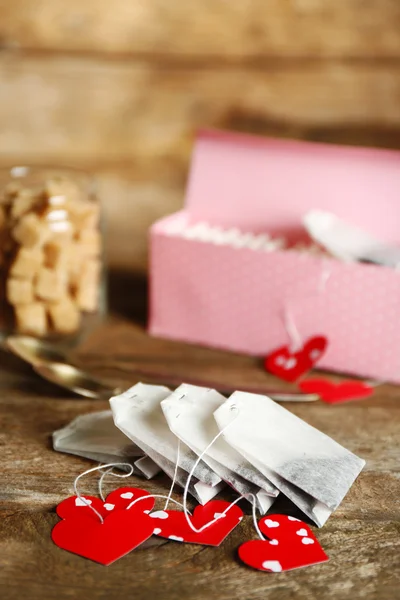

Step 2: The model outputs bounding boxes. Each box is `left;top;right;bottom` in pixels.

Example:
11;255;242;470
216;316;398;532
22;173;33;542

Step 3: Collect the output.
304;210;400;267
162;384;278;513
214;391;365;526
53;410;147;474
110;383;225;504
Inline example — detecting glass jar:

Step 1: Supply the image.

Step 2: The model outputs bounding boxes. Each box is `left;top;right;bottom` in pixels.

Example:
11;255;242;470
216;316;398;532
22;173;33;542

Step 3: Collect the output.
0;166;106;341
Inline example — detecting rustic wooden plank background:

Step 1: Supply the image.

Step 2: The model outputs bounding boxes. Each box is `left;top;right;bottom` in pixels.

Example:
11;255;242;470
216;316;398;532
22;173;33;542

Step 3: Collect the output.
0;0;399;273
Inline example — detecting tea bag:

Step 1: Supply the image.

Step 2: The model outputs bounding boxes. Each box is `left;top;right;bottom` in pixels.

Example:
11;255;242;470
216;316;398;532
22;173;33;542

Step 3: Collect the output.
134;455;162;479
304;210;400;267
162;384;278;513
110;383;225;504
214;391;365;526
53;410;146;473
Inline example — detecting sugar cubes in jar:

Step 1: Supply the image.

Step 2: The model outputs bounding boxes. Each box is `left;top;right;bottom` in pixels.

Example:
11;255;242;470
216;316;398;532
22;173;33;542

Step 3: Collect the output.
0;167;106;340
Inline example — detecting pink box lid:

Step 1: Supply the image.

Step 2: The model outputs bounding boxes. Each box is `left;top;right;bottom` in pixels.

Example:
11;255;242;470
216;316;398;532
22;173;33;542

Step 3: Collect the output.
185;129;400;244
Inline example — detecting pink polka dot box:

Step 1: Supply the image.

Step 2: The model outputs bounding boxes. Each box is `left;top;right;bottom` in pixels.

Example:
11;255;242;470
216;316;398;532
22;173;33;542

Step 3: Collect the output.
149;129;400;383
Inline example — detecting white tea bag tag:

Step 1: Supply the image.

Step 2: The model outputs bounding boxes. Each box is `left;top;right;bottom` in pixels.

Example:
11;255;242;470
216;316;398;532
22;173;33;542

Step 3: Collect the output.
304;210;400;267
162;384;278;498
110;382;222;487
214;391;365;526
53;410;144;473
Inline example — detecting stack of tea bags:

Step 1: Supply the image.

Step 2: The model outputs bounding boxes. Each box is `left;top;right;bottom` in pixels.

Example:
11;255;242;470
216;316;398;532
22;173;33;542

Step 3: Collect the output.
53;382;365;525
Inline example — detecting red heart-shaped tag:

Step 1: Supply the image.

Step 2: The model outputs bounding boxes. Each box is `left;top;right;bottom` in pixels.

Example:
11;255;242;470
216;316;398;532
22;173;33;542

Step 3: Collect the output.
264;336;328;382
238;514;328;572
299;379;374;404
52;487;155;565
151;500;243;546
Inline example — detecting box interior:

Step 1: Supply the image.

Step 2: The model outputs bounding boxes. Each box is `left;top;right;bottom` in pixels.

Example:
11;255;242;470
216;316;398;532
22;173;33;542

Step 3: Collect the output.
178;130;400;245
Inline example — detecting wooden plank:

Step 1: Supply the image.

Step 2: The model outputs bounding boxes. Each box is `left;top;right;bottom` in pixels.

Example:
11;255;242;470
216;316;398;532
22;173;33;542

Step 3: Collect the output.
0;0;399;59
0;315;399;600
1;56;400;168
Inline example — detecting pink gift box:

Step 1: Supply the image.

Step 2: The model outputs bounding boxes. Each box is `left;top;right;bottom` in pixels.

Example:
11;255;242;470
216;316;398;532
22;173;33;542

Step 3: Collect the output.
149;130;400;383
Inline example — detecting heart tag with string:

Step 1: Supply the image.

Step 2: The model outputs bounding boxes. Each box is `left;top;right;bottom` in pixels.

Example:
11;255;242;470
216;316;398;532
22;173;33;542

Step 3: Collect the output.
52;487;155;565
299;379;374;404
264;336;328;382
238;514;328;572
151;499;244;546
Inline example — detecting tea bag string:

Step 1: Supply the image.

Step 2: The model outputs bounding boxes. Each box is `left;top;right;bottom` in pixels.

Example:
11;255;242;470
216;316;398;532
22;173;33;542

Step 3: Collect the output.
283;260;332;352
163;438;181;510
74;462;188;523
73;462;134;524
283;305;302;353
124;439;189;514
98;464;136;502
180;404;265;540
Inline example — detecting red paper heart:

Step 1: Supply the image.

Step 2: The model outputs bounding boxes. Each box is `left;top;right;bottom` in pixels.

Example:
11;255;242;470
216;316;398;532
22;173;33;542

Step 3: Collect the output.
265;336;328;382
151;500;243;546
238;514;328;572
52;488;155;565
299;379;374;404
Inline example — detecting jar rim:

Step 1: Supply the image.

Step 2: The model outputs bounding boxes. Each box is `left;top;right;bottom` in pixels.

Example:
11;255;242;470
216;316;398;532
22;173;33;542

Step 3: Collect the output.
0;165;96;194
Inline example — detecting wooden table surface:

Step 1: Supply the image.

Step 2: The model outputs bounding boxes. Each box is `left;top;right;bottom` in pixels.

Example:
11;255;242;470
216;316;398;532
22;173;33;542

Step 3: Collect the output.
1;273;399;600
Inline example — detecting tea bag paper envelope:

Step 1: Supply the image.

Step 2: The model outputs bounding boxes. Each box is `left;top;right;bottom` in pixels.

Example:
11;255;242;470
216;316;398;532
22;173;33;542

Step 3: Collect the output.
162;384;279;511
214;391;365;527
134;455;162;479
53;410;145;473
110;382;225;504
304;210;400;267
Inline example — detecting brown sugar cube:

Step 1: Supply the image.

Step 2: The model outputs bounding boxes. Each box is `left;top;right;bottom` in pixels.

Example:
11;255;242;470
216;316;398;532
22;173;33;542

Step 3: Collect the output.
3;181;23;202
76;229;101;256
74;259;100;312
10;189;38;220
42;203;75;243
10;247;43;278
62;243;82;287
47;297;81;334
69;201;100;230
6;278;34;305
44;177;81;205
12;213;49;248
82;258;101;283
35;267;67;301
74;283;98;312
15;302;47;336
44;240;68;270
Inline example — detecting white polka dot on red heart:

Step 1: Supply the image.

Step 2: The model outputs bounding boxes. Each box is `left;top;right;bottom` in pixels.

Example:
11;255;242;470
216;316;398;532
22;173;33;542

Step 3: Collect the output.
120;492;134;499
288;516;300;521
309;350;321;360
262;560;282;572
103;503;115;511
150;510;169;519
153;528;162;535
284;357;297;370
301;537;315;545
169;535;184;542
143;510;150;514
269;539;279;545
296;528;308;536
264;519;279;528
75;497;92;507
275;356;285;366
